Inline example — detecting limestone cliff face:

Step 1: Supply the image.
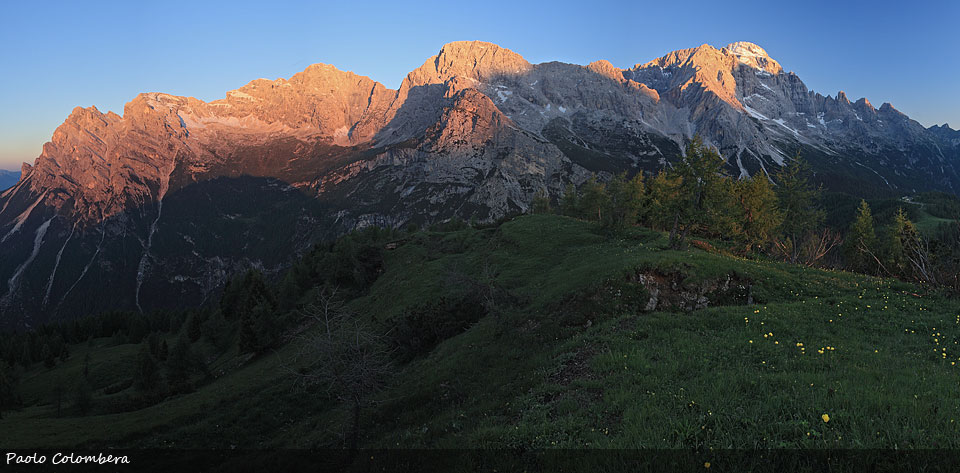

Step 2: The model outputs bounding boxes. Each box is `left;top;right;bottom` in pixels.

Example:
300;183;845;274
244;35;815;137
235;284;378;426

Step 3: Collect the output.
1;40;958;327
22;102;183;225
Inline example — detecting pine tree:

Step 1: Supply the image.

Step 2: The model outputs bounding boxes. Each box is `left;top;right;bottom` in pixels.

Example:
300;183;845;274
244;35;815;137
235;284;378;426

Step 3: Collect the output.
845;200;878;273
201;310;230;351
774;156;824;263
220;270;273;320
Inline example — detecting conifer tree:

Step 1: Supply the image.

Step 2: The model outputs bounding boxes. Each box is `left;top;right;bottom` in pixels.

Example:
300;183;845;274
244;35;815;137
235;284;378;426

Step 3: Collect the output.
709;176;742;238
133;343;160;392
774;156;824;263
738;173;783;250
845;199;879;273
647;171;682;230
220;270;273;320
531;189;552;214
603;173;646;230
662;136;726;248
887;207;922;279
166;333;195;386
578;176;609;222
201;310;230;351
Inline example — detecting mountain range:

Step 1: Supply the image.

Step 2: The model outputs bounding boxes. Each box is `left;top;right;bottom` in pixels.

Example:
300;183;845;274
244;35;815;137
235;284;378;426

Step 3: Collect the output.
0;170;19;191
1;40;958;328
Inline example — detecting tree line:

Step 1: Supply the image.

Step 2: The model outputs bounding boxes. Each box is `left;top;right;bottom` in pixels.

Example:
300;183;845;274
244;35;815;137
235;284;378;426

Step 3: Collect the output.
536;136;960;288
0;225;398;421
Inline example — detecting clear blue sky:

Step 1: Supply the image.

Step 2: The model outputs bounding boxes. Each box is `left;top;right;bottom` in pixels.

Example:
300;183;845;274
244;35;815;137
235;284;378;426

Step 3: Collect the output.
1;0;957;170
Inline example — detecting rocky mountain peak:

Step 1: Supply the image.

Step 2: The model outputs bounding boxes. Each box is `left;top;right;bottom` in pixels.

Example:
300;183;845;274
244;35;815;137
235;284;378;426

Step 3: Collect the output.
294;62;353;80
641;43;721;70
586;60;624;81
408;41;532;87
723;41;782;74
854;97;877;115
725;41;768;56
878;102;908;118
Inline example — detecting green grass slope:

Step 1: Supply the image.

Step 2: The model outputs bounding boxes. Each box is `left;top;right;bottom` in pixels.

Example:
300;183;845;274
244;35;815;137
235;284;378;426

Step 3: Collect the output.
2;214;959;449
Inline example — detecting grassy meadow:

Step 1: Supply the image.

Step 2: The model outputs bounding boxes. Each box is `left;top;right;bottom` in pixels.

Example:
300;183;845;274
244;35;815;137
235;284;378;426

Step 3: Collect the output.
2;214;959;451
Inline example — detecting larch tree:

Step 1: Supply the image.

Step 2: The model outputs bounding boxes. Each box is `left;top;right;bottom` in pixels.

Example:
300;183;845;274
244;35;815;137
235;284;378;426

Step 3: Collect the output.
603;172;646;230
737;172;783;251
844;199;879;273
560;183;579;217
665;136;726;248
578;176;609;222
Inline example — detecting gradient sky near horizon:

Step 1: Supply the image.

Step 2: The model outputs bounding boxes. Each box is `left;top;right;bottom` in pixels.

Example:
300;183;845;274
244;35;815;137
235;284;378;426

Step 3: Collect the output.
1;0;957;170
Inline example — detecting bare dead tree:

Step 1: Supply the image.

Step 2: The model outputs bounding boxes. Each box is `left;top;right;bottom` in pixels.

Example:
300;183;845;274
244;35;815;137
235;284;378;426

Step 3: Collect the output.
290;287;393;451
300;286;347;338
906;235;939;286
856;235;894;277
771;236;799;264
772;229;842;267
801;228;843;267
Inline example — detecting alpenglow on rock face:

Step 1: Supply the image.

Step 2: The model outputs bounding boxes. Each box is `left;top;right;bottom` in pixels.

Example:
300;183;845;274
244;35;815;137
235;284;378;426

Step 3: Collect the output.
1;40;958;327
